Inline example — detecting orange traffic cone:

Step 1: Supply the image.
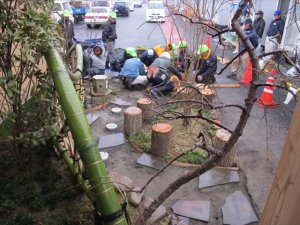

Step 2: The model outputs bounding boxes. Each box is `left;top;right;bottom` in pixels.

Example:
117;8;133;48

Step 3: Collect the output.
256;69;279;108
205;36;211;49
240;60;252;85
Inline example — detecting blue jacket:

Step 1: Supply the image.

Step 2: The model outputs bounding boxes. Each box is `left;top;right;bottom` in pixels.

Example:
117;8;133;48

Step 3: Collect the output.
119;58;146;78
267;19;285;37
241;27;259;50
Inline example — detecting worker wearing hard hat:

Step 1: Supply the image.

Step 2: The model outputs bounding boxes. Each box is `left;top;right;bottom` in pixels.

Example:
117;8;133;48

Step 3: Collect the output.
119;47;147;89
175;40;191;72
193;44;217;84
58;10;75;50
102;12;118;69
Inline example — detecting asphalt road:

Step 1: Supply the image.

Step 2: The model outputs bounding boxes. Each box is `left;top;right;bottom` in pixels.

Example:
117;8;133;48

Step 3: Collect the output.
73;5;165;49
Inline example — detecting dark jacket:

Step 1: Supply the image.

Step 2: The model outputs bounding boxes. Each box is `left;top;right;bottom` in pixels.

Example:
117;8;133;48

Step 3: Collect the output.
267;19;285;37
102;22;117;43
240;27;259;50
151;57;182;80
194;53;217;84
175;49;191;72
254;17;265;38
58;19;74;42
140;49;158;67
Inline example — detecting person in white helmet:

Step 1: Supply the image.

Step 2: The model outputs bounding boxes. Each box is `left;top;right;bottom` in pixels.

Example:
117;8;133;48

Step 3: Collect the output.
150;52;182;79
140;48;158;67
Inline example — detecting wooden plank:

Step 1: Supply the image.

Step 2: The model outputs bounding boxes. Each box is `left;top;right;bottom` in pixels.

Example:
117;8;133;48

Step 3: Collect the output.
209;83;241;88
84;102;108;113
260;99;300;225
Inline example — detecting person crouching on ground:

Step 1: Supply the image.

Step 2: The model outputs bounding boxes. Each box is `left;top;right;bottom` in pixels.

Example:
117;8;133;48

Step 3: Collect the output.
193;44;217;84
147;66;180;99
140;48;158;67
119;47;147;89
151;52;183;80
83;45;105;77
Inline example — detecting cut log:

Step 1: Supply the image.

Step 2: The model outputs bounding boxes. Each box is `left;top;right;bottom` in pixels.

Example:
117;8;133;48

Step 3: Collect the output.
150;123;172;157
124;106;142;136
197;84;215;105
215;128;236;167
137;98;153;120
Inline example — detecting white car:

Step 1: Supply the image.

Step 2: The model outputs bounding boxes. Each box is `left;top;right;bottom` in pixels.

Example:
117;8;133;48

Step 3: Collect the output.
51;1;74;23
133;0;143;8
146;1;166;22
84;6;110;28
128;1;134;11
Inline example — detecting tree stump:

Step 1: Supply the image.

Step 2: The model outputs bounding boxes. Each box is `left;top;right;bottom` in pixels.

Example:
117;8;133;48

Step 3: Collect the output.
137;98;152;120
215;128;236;167
150;123;172;157
124;106;142;136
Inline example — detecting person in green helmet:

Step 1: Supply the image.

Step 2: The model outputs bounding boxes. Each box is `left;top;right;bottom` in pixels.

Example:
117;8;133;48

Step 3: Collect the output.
102;12;117;69
193;44;217;84
175;40;191;72
119;47;147;89
58;10;74;50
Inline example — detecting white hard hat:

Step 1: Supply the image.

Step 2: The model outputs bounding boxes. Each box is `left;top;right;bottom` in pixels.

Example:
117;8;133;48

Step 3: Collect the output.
147;49;154;56
160;52;171;60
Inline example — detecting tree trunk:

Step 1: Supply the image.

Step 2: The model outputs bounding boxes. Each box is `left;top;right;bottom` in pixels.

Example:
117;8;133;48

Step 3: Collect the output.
150;123;172;157
137;98;153;120
124;106;142;136
214;128;236;167
177;87;193;126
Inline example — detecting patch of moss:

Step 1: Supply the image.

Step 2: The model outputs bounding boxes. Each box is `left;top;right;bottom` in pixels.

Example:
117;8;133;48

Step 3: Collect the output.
177;151;208;165
129;131;151;152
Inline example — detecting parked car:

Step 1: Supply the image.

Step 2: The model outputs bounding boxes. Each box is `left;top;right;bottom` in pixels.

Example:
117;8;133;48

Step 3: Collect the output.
127;1;134;11
92;0;111;8
145;0;166;22
113;1;130;17
51;1;74;22
84;6;110;28
133;0;143;8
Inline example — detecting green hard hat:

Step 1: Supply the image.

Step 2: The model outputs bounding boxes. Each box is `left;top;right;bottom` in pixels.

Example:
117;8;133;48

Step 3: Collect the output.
109;12;117;19
63;10;71;17
171;43;178;50
126;47;137;57
177;41;187;48
197;44;209;55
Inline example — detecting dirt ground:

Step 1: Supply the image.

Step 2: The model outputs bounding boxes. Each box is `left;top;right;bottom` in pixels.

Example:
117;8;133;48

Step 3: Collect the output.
85;75;261;225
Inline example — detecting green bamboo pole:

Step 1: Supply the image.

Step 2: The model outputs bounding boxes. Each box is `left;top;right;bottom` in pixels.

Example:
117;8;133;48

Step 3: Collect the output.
45;49;128;225
69;44;84;81
53;138;95;202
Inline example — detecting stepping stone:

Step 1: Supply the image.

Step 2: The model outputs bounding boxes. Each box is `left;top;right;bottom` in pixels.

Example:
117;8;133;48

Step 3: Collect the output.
171;214;189;225
145;197;167;225
222;191;258;225
110;98;134;106
98;133;125;149
198;167;239;189
86;113;100;125
128;187;143;207
109;171;134;191
136;153;167;170
171;200;210;222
